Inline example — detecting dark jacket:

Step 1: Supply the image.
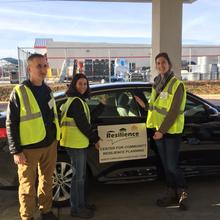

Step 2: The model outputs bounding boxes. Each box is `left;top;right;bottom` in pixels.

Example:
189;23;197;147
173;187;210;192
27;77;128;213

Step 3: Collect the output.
6;80;56;155
66;91;104;144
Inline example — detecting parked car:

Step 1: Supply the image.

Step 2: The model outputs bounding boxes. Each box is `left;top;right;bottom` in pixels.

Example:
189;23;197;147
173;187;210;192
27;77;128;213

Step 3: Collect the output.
0;82;220;206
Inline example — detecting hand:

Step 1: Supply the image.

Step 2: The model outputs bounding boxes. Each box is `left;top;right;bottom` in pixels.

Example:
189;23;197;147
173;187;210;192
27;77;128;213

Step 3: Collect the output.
13;152;27;165
95;139;102;150
153;131;163;140
134;96;146;109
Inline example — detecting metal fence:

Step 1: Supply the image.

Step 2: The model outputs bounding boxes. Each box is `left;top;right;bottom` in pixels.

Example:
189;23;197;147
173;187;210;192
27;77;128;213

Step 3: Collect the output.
45;46;152;83
16;45;220;84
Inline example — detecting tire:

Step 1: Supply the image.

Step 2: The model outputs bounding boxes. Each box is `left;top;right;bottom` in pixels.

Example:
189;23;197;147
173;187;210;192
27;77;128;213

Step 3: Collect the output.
52;152;72;207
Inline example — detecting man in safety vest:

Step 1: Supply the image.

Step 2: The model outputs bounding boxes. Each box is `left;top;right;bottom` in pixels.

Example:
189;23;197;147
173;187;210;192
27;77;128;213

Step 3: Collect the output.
6;53;60;220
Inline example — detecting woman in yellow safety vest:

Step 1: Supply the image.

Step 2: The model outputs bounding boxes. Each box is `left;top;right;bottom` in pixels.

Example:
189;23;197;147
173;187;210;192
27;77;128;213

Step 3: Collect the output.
135;52;188;210
60;74;103;219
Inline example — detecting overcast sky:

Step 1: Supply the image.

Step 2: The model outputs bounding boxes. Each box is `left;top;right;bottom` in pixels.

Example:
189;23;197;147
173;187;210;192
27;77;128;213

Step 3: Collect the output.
0;0;220;58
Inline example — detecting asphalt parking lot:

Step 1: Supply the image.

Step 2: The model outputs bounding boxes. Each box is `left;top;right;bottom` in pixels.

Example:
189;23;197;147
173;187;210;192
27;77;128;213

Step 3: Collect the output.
1;176;220;220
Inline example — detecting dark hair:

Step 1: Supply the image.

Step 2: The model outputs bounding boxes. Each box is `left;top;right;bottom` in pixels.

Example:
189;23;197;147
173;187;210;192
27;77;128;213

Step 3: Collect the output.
66;73;90;98
155;52;172;70
27;53;45;64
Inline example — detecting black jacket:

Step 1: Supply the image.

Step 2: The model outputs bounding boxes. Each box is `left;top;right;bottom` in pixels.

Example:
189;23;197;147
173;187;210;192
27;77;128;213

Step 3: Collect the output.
6;80;56;154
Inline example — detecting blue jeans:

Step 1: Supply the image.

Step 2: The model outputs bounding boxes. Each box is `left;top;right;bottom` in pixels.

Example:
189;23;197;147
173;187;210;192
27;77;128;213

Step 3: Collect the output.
155;136;187;189
67;148;87;212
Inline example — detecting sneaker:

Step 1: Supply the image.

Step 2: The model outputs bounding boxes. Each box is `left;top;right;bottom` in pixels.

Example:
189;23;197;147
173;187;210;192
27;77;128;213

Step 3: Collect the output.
179;191;189;211
40;211;58;220
71;207;94;219
156;188;179;207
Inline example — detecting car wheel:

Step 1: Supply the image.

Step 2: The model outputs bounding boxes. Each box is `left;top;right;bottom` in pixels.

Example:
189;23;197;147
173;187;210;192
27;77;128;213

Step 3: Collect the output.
52;152;72;207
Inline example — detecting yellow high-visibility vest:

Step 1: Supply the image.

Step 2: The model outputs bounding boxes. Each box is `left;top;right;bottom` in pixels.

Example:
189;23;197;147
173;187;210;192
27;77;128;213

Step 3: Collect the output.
15;84;60;146
60;97;90;148
146;76;186;134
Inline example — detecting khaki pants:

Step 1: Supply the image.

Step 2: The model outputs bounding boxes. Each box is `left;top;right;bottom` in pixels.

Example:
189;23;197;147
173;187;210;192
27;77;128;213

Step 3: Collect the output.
17;141;57;220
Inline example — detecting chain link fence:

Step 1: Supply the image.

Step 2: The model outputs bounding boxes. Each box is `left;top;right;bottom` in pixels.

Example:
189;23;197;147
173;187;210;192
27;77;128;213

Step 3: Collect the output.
16;45;220;84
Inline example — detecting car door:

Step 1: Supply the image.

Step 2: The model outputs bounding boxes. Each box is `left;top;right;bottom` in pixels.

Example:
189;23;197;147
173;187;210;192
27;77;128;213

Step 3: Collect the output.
180;94;220;176
136;87;220;177
0;112;17;187
86;88;157;183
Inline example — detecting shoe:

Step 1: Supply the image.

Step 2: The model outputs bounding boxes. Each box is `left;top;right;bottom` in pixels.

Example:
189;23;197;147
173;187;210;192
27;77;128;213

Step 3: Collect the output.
86;204;96;211
40;211;58;220
71;207;94;219
179;191;189;211
156;188;179;207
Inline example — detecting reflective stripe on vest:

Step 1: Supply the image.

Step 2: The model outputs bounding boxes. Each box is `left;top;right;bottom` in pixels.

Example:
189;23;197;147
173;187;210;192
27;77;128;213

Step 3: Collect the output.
50;92;61;141
19;85;42;122
146;77;186;134
61;121;76;127
60;97;90;149
15;85;60;145
148;105;184;116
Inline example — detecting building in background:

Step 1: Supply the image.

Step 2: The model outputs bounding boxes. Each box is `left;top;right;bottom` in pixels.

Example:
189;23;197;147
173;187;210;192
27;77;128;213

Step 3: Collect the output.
16;38;220;83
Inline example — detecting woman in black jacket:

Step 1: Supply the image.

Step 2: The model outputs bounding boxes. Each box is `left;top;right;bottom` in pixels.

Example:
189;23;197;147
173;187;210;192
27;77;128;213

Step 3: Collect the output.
60;74;105;219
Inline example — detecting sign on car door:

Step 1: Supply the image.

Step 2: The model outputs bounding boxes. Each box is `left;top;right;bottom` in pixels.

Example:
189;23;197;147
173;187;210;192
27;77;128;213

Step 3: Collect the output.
98;123;148;163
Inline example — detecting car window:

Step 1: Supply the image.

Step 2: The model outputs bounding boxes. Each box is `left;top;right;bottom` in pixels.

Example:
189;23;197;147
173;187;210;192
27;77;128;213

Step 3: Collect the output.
88;91;140;118
184;97;207;118
133;88;151;103
142;90;152;101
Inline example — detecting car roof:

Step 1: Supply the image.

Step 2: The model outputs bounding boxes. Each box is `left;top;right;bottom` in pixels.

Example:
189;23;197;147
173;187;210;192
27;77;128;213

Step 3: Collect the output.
90;82;152;92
